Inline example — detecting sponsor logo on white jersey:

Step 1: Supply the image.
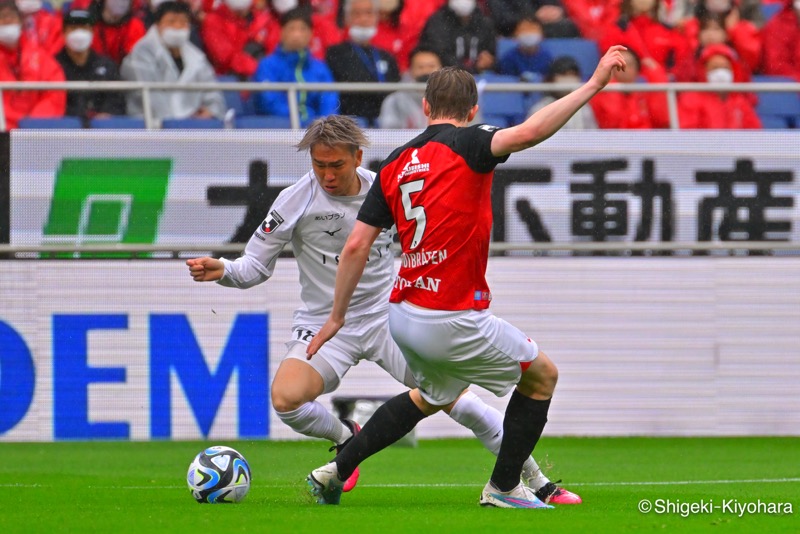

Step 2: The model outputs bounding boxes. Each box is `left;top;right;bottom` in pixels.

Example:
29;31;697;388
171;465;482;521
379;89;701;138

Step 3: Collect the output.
314;212;345;221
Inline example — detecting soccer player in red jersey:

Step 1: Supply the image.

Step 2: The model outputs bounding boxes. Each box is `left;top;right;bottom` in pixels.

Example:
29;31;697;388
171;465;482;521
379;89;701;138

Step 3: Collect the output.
306;45;628;508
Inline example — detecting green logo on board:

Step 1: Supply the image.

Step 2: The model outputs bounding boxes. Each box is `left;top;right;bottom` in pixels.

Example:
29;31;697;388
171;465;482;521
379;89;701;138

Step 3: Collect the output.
43;159;172;257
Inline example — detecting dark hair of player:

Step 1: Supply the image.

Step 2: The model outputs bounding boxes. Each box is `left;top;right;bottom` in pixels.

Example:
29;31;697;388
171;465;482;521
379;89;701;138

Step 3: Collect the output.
423;66;478;123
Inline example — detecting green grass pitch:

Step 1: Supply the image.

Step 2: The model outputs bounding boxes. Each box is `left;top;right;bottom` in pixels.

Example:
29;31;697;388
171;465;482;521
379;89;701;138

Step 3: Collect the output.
0;437;797;533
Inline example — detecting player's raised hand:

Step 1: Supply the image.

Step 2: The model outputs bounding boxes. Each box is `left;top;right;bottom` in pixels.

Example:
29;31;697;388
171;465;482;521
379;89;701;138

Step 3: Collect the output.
306;316;345;359
590;45;627;89
186;257;225;282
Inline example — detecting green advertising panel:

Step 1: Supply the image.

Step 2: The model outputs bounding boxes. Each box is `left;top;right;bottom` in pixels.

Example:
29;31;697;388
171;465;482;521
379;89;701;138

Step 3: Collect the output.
43;159;172;256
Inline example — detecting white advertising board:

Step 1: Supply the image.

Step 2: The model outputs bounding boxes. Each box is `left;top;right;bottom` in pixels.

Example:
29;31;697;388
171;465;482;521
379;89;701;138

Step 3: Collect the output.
1;257;798;441
9;130;800;248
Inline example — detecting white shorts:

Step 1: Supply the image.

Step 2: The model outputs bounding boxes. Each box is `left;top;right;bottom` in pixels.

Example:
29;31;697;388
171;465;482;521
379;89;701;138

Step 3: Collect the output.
388;302;539;406
285;311;417;394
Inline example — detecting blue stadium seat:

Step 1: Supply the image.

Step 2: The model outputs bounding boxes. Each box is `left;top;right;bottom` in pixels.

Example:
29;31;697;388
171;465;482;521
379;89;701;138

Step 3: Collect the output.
759;116;791;129
17;116;83;129
235;115;292;129
496;37;516;61
476;73;527;126
481;113;510;128
161;118;225;129
539;38;600;81
753;75;800;129
217;74;246;117
89;116;146;129
352;116;371;128
761;3;782;22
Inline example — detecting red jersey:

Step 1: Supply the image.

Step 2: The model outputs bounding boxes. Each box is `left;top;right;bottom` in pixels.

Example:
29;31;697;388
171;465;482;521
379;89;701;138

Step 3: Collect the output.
358;124;508;311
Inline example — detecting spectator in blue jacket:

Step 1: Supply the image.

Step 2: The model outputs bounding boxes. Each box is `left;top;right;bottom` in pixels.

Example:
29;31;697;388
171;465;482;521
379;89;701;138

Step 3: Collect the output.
496;13;553;82
253;7;338;123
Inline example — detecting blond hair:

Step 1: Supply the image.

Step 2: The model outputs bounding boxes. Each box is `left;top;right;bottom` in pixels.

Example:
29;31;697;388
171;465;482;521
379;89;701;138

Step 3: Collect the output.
296;115;370;154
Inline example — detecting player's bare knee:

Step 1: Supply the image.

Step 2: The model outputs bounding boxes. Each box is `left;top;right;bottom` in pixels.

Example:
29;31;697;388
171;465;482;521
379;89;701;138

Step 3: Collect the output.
270;385;306;413
517;352;558;398
541;358;558;389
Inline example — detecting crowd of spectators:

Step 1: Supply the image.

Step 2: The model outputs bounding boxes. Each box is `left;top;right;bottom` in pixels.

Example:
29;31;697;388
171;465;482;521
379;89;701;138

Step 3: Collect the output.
0;0;798;129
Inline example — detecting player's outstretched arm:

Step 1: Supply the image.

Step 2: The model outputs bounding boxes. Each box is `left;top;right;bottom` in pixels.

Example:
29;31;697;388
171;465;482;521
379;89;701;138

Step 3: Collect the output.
306;221;383;359
490;45;627;156
186;257;225;282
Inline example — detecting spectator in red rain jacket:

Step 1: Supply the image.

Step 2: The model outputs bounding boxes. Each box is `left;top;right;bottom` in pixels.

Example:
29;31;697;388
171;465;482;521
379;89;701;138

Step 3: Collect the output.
16;0;63;55
561;0;621;41
673;12;754;81
590;47;670;129
761;0;800;80
0;1;65;129
399;0;444;39
678;43;761;128
370;0;417;72
88;0;147;64
680;1;761;75
201;0;280;77
601;0;691;75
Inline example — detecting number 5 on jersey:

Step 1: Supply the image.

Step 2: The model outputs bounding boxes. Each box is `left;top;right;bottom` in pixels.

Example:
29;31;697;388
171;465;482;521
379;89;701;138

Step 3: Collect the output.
400;179;426;250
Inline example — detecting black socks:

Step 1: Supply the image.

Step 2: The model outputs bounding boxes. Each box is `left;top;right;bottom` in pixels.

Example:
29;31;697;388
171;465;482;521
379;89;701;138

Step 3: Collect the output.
335;391;428;480
490;390;551;492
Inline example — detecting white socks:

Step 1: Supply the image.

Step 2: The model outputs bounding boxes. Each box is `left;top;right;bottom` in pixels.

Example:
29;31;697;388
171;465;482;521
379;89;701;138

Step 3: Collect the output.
276;401;353;444
447;390;549;491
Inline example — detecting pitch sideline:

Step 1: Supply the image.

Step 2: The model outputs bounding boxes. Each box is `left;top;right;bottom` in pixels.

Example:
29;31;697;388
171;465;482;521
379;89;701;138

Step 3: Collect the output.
3;477;799;490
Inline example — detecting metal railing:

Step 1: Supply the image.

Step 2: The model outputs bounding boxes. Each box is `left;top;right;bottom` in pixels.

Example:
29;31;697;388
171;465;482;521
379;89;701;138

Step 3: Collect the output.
1;80;798;131
1;241;799;259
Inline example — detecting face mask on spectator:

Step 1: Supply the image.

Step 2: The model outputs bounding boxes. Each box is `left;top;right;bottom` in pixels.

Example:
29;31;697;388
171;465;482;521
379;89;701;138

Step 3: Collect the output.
106;0;131;17
65;28;94;52
348;25;376;43
704;0;731;14
448;0;475;18
272;0;297;13
516;32;542;49
15;0;42;14
415;73;431;83
161;27;190;48
225;0;252;10
706;67;733;84
0;23;21;46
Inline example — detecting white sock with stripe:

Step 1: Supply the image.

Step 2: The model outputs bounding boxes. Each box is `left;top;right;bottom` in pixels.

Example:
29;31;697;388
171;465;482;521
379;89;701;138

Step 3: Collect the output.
276;401;353;444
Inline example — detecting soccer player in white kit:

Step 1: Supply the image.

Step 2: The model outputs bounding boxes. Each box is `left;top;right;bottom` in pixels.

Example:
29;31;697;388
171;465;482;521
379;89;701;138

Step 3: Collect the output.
186;115;576;498
306;47;629;507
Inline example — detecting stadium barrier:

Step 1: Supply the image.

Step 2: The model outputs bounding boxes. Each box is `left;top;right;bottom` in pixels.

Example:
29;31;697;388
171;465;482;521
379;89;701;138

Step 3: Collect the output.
1;80;799;130
1;257;798;442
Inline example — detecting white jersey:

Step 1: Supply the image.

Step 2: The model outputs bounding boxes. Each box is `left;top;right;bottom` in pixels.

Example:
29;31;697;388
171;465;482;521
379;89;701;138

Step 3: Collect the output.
218;167;395;326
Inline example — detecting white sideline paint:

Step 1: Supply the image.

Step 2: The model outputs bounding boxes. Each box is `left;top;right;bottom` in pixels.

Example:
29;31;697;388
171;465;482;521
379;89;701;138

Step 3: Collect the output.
2;477;799;490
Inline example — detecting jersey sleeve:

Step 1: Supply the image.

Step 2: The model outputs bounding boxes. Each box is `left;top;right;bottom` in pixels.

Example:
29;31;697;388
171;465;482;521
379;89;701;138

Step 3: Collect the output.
456;124;510;173
217;183;306;289
356;172;395;229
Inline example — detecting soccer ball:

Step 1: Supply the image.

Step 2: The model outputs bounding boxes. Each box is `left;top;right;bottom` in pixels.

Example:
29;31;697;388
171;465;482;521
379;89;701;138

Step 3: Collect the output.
187;445;251;503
